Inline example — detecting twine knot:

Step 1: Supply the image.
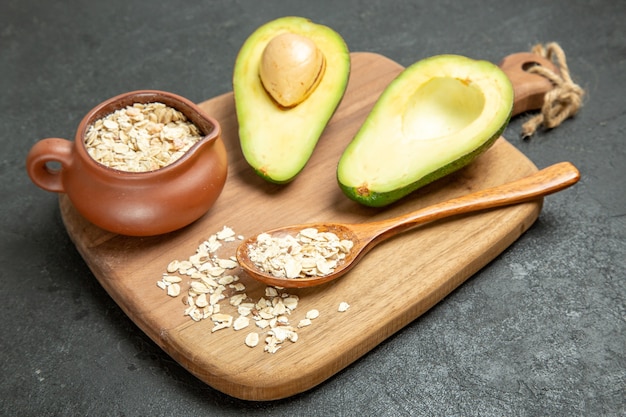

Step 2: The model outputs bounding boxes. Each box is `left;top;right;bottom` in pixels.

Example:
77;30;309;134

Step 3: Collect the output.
522;42;585;138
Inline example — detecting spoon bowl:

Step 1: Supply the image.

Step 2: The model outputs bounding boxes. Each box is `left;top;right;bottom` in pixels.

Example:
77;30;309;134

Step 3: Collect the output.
236;223;363;288
236;161;580;288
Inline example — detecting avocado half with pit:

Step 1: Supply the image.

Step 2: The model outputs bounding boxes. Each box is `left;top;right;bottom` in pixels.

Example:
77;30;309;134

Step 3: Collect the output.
233;17;350;183
337;54;514;207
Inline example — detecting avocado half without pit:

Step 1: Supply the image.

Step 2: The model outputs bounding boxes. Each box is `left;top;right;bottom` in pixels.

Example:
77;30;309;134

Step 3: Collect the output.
337;54;514;207
233;17;350;183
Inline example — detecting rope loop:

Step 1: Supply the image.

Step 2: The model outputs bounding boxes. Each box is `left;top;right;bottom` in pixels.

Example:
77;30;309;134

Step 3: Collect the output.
521;43;585;138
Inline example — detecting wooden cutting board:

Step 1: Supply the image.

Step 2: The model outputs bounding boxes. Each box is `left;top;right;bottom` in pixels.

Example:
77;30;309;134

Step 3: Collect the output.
59;52;542;401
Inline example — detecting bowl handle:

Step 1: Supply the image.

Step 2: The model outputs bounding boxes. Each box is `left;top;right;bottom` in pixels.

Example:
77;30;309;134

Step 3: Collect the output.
26;138;74;193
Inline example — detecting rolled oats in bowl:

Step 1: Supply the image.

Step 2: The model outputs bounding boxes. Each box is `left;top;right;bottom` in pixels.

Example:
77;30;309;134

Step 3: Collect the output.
84;102;202;172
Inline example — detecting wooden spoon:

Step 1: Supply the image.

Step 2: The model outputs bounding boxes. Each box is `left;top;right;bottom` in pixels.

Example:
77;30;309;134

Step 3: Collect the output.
236;161;580;288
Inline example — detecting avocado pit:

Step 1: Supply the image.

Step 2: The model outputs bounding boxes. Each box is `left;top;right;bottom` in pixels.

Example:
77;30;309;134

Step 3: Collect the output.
259;32;326;108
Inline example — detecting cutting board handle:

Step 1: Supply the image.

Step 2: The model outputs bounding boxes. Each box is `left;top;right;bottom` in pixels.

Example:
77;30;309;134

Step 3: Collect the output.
499;52;559;117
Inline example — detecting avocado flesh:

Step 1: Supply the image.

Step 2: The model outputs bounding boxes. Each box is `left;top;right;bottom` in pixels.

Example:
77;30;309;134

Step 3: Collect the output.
337;54;514;207
233;17;350;183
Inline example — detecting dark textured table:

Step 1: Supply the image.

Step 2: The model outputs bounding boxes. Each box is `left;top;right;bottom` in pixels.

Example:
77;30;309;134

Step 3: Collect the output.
2;0;624;415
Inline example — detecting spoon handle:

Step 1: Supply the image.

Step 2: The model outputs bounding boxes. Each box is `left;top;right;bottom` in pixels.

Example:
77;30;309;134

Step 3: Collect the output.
361;161;580;243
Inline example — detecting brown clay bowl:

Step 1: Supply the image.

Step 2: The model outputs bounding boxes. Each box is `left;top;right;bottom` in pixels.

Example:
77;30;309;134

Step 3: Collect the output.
26;90;228;236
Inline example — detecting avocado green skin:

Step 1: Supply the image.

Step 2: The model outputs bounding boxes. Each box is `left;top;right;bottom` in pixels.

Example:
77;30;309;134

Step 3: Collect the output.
338;119;509;207
233;16;350;184
337;54;513;207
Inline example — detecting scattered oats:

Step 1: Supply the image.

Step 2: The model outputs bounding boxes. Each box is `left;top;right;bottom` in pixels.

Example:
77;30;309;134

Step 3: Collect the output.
338;301;350;312
218;258;238;269
195;293;209;308
190;281;211;294
205;266;226;277
233;315;250;331
272;300;287;316
166;283;181;297
211;313;233;332
204;238;222;253
245;332;259;348
258;308;275;320
265;287;279;298
166;260;180;273
256;319;270;329
163;275;182;283
209;291;224;306
211;323;230;332
199;276;218;288
306;309;320;320
256;297;269;309
189;308;203;322
264;339;281;354
298;318;312;328
216;226;236;241
184;304;195;316
156;226;336;354
218;275;235;285
237;303;254;316
270;326;298;343
189;253;210;266
283;296;299;310
182;267;198;277
211;313;233;322
229;293;247;307
202;306;213;319
177;260;193;274
189;272;204;280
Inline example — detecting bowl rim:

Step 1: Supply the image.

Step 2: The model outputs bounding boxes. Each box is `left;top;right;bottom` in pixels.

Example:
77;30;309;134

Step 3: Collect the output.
75;89;222;177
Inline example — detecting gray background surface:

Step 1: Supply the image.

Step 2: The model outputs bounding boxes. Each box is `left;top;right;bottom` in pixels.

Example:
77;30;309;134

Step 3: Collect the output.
1;0;624;415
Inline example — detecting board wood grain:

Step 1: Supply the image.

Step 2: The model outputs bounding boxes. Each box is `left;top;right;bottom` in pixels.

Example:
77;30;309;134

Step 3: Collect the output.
59;52;542;401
